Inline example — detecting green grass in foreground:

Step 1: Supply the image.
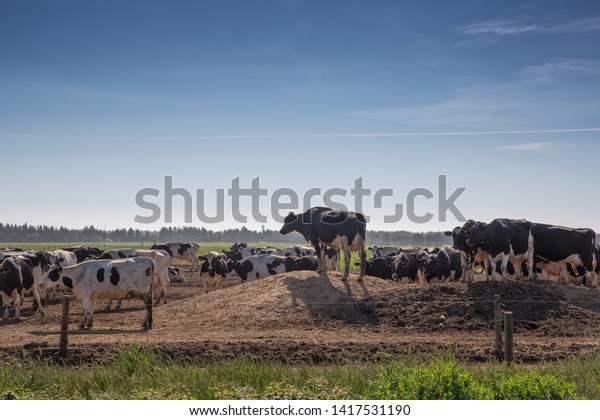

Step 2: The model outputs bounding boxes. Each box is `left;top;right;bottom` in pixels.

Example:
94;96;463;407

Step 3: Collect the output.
1;346;598;400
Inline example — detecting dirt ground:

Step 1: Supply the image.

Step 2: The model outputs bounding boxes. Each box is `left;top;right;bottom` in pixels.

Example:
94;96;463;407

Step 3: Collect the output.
2;261;600;364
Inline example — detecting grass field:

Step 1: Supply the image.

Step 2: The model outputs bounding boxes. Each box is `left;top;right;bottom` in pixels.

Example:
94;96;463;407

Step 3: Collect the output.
0;346;597;400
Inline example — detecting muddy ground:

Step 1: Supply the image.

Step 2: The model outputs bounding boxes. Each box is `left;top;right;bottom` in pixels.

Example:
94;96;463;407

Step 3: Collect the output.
2;261;600;364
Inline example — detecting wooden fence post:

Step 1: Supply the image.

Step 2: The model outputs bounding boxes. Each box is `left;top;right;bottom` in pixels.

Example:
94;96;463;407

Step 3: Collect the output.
494;295;503;361
504;311;514;364
59;296;70;357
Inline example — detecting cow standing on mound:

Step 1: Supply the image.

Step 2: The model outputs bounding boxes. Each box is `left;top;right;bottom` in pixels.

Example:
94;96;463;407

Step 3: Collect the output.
279;207;367;281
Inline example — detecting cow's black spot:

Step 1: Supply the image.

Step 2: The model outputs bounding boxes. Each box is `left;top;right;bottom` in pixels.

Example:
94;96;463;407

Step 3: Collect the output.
49;269;60;282
267;262;277;275
110;267;120;285
62;276;73;289
96;268;105;282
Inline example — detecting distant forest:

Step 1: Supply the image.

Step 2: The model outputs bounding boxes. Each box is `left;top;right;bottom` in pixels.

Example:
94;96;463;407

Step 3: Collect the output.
0;223;454;246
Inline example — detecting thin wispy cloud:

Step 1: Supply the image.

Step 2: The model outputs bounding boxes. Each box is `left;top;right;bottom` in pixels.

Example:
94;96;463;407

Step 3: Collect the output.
458;16;600;39
459;20;538;36
518;59;600;84
500;141;570;151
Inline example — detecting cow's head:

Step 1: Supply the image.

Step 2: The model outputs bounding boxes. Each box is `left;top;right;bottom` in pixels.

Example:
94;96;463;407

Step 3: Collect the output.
168;266;186;283
466;222;487;247
39;265;63;289
422;254;440;279
280;212;299;235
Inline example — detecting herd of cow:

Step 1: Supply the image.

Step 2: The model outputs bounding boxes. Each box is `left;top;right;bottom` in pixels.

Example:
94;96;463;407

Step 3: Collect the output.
0;207;597;331
0;244;190;329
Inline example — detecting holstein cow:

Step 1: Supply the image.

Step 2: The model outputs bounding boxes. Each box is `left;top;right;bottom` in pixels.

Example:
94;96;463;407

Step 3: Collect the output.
134;249;171;304
288;255;319;272
280;245;316;257
358;257;394;280
97;249;137;260
280;207;367;281
61;246;102;263
421;247;465;284
230;255;289;282
199;252;229;292
391;252;423;284
39;257;155;330
0;257;46;320
324;248;340;271
97;249;169;306
531;223;596;286
368;246;399;258
151;243;199;271
445;219;488;282
466;218;535;283
168;266;187;283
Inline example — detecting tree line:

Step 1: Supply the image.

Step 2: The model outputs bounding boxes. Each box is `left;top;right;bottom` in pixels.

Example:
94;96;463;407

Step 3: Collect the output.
0;222;459;246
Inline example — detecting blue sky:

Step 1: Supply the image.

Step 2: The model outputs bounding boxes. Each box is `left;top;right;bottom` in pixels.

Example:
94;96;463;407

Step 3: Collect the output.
1;0;599;232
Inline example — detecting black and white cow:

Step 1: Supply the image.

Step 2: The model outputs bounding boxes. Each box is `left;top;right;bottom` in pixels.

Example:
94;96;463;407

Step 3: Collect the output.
97;249;168;307
168;266;187;283
421;247;465;284
0;257;46;320
97;249;138;260
359;257;394;280
280;246;316;257
199;252;229;292
368;246;399;258
391;252;423;284
466;218;535;283
280;207;367;281
445;219;488;281
286;255;319;272
134;249;171;304
151;242;199;271
39;257;155;330
61;246;102;263
531;223;596;286
230;255;289;282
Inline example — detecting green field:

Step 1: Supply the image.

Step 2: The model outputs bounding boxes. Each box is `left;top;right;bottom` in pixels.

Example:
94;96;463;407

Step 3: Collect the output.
0;346;597;400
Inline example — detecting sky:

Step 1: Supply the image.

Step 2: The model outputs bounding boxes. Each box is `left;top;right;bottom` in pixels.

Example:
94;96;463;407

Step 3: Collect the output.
1;0;599;233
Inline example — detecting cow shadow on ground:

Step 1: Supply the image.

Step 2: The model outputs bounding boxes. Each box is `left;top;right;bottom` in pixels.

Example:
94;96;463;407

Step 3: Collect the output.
284;272;378;326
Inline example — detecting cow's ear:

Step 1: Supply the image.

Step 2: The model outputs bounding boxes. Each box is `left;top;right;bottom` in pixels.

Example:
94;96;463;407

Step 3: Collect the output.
198;256;205;261
444;231;452;236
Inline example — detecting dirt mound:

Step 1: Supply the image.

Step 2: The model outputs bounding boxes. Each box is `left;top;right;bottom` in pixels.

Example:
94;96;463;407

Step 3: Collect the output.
155;272;600;338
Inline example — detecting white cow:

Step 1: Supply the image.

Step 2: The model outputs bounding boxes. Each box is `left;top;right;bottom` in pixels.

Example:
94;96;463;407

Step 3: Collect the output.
134;249;170;304
39;257;155;330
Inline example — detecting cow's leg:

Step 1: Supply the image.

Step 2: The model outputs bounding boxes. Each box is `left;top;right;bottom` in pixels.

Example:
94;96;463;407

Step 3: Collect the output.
341;247;351;281
80;297;91;329
357;243;366;282
483;257;490;281
31;283;46;316
115;299;122;310
500;254;509;283
85;299;95;329
142;293;153;330
314;243;324;273
1;292;9;320
13;292;22;321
